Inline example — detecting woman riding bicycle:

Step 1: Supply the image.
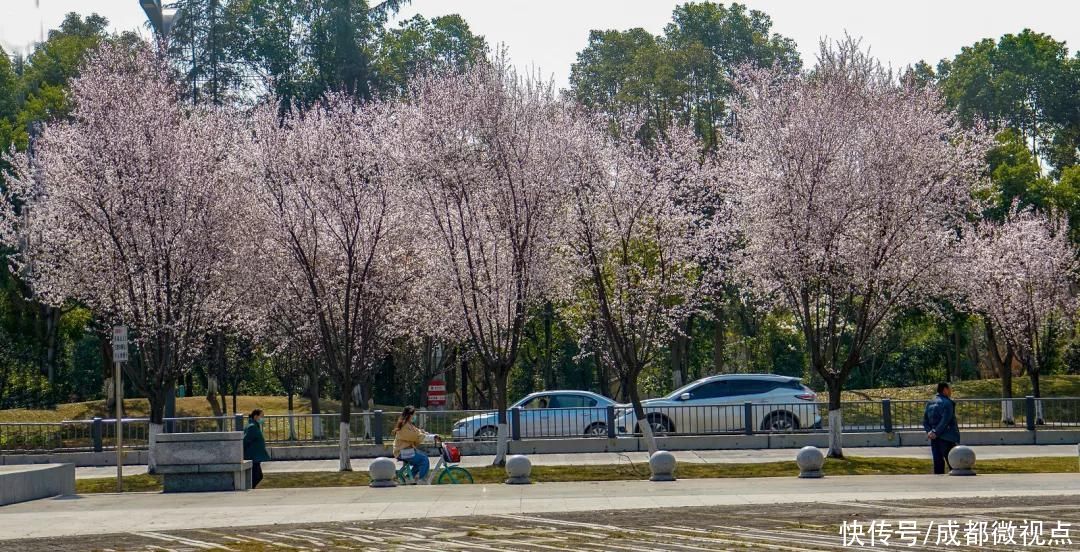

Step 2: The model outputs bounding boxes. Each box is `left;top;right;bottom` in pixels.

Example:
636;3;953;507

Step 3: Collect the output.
392;406;430;484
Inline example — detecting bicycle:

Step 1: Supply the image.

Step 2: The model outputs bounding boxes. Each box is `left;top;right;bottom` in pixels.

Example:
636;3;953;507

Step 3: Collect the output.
396;436;474;485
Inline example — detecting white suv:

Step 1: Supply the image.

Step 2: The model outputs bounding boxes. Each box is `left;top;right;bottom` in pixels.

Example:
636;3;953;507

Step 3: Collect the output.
615;374;821;434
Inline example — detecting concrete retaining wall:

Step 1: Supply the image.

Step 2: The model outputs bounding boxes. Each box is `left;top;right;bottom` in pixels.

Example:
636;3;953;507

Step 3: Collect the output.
3;429;1078;465
0;464;75;506
1;450;147;467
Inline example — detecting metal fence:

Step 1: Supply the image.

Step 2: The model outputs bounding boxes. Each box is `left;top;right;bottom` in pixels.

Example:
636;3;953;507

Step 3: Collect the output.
0;417;150;453
2;396;1078;453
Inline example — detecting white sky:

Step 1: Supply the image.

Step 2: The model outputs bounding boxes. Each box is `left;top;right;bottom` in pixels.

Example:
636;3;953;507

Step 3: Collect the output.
2;1;1079;90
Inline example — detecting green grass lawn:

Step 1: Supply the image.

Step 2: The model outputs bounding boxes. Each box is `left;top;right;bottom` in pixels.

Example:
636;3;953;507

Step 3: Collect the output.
842;375;1080;401
74;455;1079;494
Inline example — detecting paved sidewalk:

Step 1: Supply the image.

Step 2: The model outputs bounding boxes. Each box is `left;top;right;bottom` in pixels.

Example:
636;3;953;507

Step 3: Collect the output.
73;444;1079;479
2;473;1079;541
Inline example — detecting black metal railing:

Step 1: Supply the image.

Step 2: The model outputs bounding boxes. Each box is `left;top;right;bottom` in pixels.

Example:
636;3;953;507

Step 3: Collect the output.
2;396;1078;453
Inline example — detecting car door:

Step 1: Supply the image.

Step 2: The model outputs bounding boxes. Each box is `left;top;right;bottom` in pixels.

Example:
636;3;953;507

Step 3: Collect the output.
549;394;599;436
681;381;732;433
721;380;763;432
516;396;549;438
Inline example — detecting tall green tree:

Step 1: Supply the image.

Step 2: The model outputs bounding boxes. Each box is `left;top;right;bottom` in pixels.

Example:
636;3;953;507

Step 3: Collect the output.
938;29;1077;175
374;14;487;97
569;2;799;149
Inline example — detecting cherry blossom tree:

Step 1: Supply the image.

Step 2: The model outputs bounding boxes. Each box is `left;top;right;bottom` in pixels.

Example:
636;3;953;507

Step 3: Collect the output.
567;119;726;454
727;38;989;458
244;95;420;471
958;208;1078;424
0;42;254;470
404;59;573;465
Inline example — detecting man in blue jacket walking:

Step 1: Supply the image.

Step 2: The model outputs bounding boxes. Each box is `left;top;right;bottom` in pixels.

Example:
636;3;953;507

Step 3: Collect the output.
923;382;960;474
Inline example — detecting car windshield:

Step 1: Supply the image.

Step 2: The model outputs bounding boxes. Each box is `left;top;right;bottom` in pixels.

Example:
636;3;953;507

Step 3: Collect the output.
665;380;707;400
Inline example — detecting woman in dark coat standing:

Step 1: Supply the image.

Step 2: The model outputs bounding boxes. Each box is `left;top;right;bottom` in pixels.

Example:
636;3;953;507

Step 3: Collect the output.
243;409;271;488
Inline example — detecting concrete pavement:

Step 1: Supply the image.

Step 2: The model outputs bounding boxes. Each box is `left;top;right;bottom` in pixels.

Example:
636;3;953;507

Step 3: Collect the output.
72;444;1079;479
2;473;1079;541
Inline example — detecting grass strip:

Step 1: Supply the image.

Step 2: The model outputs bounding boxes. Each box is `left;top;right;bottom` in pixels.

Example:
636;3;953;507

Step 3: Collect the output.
74;455;1079;494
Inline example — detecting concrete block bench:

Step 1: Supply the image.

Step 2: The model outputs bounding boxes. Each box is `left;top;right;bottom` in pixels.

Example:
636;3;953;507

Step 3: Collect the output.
0;464;75;505
155;432;251;493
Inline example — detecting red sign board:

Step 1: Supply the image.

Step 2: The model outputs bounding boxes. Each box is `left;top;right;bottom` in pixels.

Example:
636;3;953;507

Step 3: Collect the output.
426;379;447;406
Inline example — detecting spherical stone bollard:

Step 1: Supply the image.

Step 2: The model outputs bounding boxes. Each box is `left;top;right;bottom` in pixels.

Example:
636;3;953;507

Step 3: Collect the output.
368;457;398;487
504;454;532;484
948;445;976;476
796;446;825;479
649;450;677;482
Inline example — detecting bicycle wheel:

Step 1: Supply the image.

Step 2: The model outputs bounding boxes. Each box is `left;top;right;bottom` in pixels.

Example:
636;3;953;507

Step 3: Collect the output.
436;466;474;484
395;467;410;485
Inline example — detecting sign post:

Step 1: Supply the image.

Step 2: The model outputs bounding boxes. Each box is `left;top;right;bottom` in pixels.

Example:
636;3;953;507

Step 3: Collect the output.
426;379;447;410
112;326;128;493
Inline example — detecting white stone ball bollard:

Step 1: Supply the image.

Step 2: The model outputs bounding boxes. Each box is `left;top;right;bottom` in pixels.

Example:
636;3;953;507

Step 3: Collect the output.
948;445;976;476
369;457;398;487
649;450;677;481
796;446;825;478
504;454;532;484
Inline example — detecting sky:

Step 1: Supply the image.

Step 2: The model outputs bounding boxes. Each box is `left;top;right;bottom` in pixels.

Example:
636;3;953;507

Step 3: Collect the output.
2;0;1079;90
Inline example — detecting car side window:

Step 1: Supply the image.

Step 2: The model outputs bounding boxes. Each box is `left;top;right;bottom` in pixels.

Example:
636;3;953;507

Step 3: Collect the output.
550;395;595;408
689;381;731;399
520;396;550;409
728;380;775;396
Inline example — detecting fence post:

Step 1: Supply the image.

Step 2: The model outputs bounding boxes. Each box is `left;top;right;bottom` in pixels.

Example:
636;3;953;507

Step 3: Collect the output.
1025;396;1036;431
606;405;616;438
881;399;893;433
92;417;103;452
234;413;244;432
373;410;384;445
511;407;522;441
743;402;754;435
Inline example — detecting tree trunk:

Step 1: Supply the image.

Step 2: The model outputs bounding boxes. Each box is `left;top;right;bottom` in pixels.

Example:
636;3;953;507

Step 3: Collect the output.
712;304;725;375
985;323;1015;423
1029;363;1044;424
338;370;353;472
493;368;510;466
951;318;962;382
826;377;844;459
628;374;658;455
309;360;322;439
205;375;223;416
459;357;470;410
543;301;554;389
146;384;169;475
101;333;115;410
287;391;296;440
670;315;693;391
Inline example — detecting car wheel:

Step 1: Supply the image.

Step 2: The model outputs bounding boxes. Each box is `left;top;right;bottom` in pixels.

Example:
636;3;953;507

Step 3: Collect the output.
474;426;499;440
762;411;799;432
646;414;674;435
584;423;607;437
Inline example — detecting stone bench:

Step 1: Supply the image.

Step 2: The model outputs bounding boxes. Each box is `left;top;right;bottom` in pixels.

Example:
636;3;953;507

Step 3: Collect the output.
155;432;251;493
0;464;75;505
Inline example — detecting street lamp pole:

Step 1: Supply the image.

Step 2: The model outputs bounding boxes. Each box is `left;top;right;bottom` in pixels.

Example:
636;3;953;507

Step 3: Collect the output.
140;0;178;38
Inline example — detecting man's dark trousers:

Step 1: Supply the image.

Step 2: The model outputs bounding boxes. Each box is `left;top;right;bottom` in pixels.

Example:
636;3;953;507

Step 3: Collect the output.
931;438;956;474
